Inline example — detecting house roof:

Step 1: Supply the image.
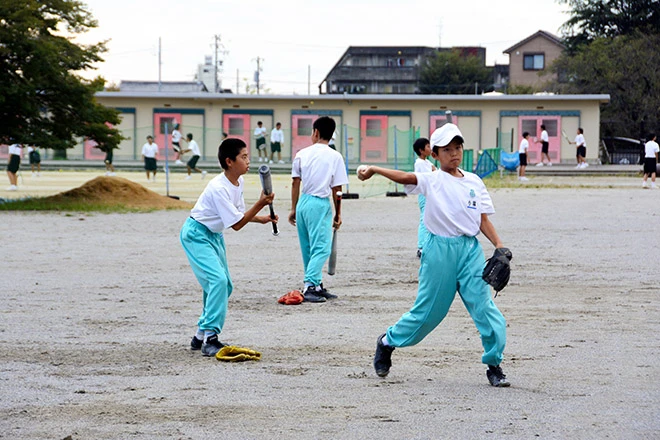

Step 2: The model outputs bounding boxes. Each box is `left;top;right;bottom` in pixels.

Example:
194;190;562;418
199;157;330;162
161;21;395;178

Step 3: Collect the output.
118;81;209;93
503;30;565;54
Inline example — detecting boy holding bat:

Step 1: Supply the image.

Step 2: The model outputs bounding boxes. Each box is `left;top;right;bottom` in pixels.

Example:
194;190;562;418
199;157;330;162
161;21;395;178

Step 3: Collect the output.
358;123;511;387
180;138;278;357
289;116;348;303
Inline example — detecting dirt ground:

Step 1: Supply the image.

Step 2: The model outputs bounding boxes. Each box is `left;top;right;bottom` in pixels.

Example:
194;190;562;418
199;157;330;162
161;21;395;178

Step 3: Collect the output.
1;172;659;439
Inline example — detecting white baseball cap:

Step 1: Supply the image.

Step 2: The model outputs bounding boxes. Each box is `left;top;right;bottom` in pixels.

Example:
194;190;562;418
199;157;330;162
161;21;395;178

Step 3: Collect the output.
430;123;464;148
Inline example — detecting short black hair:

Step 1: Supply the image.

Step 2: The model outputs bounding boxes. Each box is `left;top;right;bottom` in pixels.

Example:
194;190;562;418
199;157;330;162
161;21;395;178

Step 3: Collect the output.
313;116;336;141
218;138;246;170
578;127;584;134
648;132;657;141
413;137;430;156
522;131;529;138
146;135;154;140
186;133;193;140
540;124;546;130
257;121;263;125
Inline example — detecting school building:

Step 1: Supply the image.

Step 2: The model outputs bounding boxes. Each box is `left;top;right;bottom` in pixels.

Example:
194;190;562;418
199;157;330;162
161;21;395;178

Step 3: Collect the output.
10;92;610;169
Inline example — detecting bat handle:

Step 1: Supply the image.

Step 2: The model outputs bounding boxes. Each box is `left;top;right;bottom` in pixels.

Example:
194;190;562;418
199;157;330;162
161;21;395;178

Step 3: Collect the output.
269;204;279;236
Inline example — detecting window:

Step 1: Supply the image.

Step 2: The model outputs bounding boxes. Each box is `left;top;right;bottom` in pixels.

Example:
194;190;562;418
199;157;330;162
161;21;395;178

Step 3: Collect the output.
366;120;382;137
521;120;537;137
542;119;558;136
228;117;244;135
159;117;177;134
523;54;545;70
297;118;313;136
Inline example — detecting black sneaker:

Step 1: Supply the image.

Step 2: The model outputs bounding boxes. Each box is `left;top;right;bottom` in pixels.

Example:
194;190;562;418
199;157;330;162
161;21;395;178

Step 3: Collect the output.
317;283;338;300
201;334;225;357
303;285;326;303
486;364;511;387
190;336;203;351
374;333;395;377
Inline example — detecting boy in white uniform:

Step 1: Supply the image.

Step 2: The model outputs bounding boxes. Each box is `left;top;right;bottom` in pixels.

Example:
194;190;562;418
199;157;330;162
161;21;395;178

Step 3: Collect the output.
172;124;185;165
26;146;41;176
141;135;159;181
181;133;207;180
569;128;588;168
359;123;511;387
269;122;285;164
6;143;22;191
413;137;436;258
180;138;278;356
535;125;551;166
254;121;268;162
518;132;530;181
289;116;349;303
642;133;659;188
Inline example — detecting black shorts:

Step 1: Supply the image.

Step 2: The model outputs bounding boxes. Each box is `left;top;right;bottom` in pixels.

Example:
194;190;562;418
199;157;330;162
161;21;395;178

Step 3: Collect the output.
644;157;657;174
519;152;527;166
29;151;41;164
144;157;157;171
577;146;586;158
172;141;181;153
187;155;200;168
541;141;549;154
256;137;266;150
104;150;113;165
7;154;20;173
270;141;281;153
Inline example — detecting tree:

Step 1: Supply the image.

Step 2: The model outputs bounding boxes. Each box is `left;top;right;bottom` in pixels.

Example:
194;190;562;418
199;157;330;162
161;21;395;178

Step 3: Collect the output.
0;0;123;153
419;50;493;94
559;0;660;52
550;31;660;138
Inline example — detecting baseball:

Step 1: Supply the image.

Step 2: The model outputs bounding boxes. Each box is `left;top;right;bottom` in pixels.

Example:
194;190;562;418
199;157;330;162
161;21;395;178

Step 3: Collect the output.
356;165;368;175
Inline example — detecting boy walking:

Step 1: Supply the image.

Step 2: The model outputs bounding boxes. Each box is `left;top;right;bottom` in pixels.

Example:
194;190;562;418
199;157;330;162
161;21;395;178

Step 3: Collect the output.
288;116;348;303
141;135;159;181
180;138;278;356
269;122;285;164
254;121;268;162
518;132;530;182
413;137;436;258
642;133;659;189
535;124;551;166
358;123;511;387
181;133;207;180
568;128;588;169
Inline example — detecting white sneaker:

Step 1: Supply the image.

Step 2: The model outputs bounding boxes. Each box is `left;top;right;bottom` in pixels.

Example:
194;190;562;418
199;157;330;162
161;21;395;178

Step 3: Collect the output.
201;171;208;179
105;171;110;176
582;162;589;168
643;182;649;188
184;175;192;180
547;162;552;166
269;160;274;164
519;176;529;182
7;185;17;191
536;162;544;167
32;172;36;177
175;160;183;165
575;164;582;169
278;160;285;164
36;172;40;177
652;183;657;189
109;172;116;176
152;176;157;182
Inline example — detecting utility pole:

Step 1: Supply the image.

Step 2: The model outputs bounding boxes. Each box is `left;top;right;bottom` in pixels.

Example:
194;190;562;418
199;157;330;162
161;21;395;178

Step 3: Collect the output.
212;34;226;93
254;57;263;95
158;37;162;92
308;65;311;95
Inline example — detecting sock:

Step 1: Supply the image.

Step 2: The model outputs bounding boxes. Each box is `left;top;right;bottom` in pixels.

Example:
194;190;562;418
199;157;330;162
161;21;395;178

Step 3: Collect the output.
304;282;313;289
195;329;204;340
381;335;391;346
203;330;215;341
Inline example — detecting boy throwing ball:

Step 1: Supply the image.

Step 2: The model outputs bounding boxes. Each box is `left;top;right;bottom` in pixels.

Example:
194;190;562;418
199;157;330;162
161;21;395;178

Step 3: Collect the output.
180;138;278;356
358;123;511;387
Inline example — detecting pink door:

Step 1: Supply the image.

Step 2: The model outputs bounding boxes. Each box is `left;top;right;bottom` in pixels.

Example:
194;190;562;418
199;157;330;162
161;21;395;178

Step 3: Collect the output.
222;114;252;156
429;114;460;137
360;115;388;163
0;144;8;159
84;122;114;159
291;114;318;158
518;116;561;163
154;113;182;160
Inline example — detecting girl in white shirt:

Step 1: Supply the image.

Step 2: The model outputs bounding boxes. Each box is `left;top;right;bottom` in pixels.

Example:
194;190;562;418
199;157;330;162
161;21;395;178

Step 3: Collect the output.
358;123;511;388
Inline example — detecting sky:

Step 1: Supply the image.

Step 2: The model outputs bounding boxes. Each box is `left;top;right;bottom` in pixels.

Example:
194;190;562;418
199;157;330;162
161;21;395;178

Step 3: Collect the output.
76;0;572;95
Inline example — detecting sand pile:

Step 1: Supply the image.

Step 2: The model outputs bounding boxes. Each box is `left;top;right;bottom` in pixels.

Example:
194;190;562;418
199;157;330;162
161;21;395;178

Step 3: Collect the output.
48;176;192;210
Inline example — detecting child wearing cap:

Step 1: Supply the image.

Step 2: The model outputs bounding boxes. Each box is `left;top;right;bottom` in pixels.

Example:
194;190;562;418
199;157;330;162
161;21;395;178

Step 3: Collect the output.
358;123;511;387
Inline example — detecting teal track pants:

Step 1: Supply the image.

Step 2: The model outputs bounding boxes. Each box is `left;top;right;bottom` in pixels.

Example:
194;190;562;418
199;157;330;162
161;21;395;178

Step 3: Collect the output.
417;194;429;250
296;193;332;287
386;234;506;366
180;217;233;335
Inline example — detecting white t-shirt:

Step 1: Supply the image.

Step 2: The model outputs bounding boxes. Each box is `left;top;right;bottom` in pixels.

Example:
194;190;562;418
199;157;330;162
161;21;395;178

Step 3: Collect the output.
141;142;158;158
9;144;22;156
188;139;201;156
292;143;349;198
172;130;182;143
575;133;586;147
519;138;529;153
645;140;660;158
405;170;495;238
414;157;433;173
254;127;267;139
540;130;549;142
27;146;36;153
190;174;246;233
270;128;284;143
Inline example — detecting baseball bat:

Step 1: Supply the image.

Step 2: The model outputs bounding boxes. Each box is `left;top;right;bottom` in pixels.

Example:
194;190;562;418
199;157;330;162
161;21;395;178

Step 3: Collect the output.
327;191;342;276
445;110;453;124
258;165;279;236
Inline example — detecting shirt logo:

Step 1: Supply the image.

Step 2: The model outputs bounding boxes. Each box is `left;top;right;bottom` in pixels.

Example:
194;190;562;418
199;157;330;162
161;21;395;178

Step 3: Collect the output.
467;188;477;209
469;189;476;198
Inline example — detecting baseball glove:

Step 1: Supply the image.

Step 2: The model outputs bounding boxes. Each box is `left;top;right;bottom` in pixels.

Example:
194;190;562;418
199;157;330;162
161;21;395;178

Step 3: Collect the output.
216;345;262;362
482;247;513;296
278;290;304;305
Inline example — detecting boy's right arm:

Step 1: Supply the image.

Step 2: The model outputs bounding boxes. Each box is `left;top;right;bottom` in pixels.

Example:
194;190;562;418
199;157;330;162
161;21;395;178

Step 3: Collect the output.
358;166;417;185
288;178;301;226
231;190;274;231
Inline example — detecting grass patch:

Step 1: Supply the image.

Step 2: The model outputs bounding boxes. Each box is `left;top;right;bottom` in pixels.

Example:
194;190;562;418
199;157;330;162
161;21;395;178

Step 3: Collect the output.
0;197;169;213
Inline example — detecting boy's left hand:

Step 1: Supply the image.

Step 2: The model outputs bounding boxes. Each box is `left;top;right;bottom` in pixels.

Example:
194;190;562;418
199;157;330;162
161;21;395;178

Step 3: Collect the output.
333;215;342;230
